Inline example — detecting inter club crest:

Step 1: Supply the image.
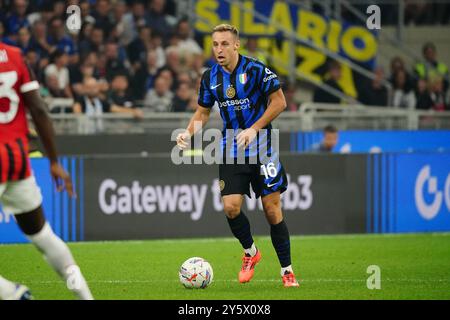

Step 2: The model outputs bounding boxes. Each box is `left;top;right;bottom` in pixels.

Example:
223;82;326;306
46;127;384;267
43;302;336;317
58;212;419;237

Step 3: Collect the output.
226;86;236;98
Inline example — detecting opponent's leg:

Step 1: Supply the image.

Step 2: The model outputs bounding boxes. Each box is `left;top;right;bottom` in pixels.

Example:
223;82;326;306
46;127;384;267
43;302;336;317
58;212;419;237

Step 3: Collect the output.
262;192;299;287
223;194;261;283
15;207;94;299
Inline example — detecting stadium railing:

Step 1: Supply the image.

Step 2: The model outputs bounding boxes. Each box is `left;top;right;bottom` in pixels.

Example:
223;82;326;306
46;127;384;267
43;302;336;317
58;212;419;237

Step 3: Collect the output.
43;98;450;134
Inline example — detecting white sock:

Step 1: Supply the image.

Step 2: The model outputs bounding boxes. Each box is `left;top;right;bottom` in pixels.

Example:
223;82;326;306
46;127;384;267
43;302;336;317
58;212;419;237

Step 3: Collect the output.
0;275;17;300
281;265;294;276
244;243;257;257
27;223;93;300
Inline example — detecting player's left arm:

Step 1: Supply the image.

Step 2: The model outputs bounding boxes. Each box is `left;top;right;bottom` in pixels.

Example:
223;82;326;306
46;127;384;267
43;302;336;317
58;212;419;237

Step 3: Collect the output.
237;88;286;148
20;59;75;197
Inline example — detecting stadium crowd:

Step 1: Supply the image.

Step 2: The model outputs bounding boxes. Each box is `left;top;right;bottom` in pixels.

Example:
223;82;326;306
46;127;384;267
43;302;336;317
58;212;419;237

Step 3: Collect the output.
0;0;449;114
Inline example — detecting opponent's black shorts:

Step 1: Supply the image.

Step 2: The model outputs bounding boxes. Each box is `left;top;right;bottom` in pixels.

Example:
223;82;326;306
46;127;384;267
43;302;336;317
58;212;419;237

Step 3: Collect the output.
219;156;288;198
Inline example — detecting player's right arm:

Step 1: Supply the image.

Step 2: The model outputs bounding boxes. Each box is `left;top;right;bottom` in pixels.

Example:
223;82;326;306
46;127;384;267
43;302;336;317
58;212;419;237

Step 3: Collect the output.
176;105;211;150
177;70;215;150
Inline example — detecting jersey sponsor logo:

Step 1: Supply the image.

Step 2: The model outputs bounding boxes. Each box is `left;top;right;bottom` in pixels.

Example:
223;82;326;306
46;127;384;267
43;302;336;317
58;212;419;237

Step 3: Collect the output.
239;73;247;84
219;98;250;110
263;74;277;83
226;86;236;98
263;67;277;82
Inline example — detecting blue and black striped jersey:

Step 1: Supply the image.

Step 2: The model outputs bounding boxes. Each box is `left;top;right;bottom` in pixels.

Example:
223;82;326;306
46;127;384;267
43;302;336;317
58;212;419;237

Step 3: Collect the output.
198;54;281;158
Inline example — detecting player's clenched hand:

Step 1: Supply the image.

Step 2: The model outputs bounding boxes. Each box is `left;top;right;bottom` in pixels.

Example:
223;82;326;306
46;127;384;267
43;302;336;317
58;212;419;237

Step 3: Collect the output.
50;162;76;198
237;128;257;149
176;130;191;150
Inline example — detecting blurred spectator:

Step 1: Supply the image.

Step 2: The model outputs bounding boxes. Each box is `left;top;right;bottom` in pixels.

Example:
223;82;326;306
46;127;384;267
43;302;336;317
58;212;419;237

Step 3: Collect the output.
121;0;148;46
358;67;388;106
73;77;142;117
392;69;416;109
158;46;181;90
80;0;96;26
24;48;39;75
104;41;129;81
176;18;202;58
171;82;193;112
417;76;450;111
132;49;159;100
1;20;18;45
313;60;343;104
92;0;114;39
414;42;449;92
46;74;66;98
177;71;192;86
241;37;267;64
188;53;206;81
146;0;175;41
52;0;66;20
47;17;77;58
30;19;54;58
111;0;127;45
79;26;104;57
127;25;152;72
310;125;339;153
415;79;432;109
150;31;166;68
389;56;413;82
70;52;101;97
44;49;73;98
144;75;174;112
4;0;30;41
107;74;143;117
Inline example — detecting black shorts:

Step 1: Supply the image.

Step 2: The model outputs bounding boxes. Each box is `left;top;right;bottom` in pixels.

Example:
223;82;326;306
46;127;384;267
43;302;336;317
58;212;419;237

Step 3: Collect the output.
219;157;288;198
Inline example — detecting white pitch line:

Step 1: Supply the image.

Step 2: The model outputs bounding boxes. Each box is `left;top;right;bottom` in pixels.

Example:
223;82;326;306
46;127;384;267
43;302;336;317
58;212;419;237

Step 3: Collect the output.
2;232;450;247
19;279;450;284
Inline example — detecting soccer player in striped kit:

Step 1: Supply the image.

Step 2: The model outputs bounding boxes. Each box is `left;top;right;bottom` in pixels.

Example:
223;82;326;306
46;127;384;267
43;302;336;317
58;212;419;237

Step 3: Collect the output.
177;24;299;287
0;41;93;300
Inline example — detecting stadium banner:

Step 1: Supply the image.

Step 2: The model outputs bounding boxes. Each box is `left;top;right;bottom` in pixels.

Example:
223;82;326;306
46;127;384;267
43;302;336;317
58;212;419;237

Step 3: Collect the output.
194;0;379;97
82;154;367;240
0;157;84;244
367;152;450;233
294;130;450;153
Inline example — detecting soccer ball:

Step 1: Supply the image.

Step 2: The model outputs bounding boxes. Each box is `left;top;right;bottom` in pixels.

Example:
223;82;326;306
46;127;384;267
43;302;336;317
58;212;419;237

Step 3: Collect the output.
179;257;214;289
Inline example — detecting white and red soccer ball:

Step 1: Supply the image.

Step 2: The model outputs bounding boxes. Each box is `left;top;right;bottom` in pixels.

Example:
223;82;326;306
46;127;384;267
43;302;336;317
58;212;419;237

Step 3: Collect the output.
179;257;214;289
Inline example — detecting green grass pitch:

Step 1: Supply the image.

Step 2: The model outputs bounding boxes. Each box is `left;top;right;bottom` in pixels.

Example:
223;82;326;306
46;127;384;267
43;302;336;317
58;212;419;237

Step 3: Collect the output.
1;233;449;300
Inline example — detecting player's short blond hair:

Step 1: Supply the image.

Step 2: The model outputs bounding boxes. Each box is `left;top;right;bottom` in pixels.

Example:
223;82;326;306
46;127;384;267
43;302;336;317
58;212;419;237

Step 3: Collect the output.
212;24;239;39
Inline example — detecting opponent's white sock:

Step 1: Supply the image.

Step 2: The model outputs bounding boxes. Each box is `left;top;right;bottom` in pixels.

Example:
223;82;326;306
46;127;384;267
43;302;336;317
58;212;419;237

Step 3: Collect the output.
27;223;93;300
0;275;17;300
281;265;294;276
244;243;258;257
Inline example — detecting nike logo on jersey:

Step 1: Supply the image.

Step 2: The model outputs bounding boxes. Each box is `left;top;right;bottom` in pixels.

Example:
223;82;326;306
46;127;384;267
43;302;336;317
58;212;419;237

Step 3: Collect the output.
210;83;222;89
267;183;277;188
